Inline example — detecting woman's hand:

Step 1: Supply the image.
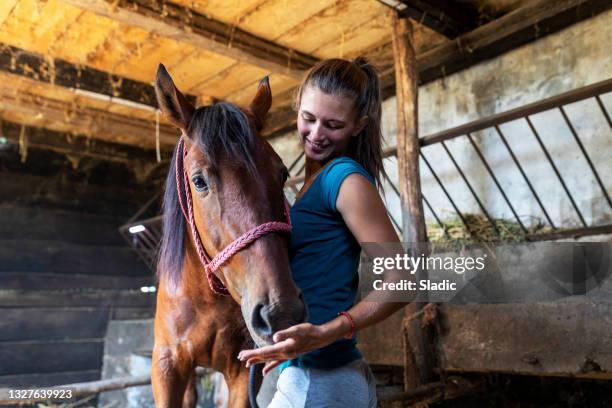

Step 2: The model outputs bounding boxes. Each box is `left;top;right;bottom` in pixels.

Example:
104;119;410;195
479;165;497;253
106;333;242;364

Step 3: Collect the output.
238;320;346;375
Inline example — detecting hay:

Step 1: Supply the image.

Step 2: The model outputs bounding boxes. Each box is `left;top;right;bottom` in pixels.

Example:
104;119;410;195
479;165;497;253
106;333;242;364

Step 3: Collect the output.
426;213;552;244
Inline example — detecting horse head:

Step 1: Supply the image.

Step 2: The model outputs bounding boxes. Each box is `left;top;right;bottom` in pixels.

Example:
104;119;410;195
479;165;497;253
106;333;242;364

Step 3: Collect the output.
155;64;307;346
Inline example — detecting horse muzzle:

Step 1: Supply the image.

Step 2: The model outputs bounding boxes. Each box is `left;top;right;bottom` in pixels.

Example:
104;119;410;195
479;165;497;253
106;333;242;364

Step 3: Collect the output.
246;292;308;346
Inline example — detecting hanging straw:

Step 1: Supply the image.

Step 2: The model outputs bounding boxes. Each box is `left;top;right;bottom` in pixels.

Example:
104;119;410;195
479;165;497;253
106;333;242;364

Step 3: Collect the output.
155;109;161;163
18;124;27;163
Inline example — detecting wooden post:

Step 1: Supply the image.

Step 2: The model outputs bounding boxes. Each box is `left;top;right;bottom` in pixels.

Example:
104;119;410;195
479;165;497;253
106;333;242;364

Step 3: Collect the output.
391;12;436;390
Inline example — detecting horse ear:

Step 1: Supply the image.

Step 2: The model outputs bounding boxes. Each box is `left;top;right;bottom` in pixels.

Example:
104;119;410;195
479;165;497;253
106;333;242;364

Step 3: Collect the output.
154;64;195;133
248;76;272;131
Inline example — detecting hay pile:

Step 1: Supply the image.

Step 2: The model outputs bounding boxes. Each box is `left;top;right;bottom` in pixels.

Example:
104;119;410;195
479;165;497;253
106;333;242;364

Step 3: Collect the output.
426;213;551;244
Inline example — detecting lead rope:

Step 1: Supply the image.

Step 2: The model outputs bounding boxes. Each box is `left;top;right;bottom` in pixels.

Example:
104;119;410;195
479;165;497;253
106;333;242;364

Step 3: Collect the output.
176;137;292;295
248;350;260;408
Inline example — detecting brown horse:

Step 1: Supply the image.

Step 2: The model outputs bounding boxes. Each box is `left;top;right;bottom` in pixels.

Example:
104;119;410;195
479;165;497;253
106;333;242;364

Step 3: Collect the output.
152;64;307;407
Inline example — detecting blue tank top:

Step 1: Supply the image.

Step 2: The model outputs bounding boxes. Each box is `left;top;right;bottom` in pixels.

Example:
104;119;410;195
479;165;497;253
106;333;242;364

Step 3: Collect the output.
281;157;374;371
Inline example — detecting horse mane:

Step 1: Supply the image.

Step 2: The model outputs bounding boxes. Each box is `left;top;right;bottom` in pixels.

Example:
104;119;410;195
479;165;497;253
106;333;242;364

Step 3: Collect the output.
157;102;258;287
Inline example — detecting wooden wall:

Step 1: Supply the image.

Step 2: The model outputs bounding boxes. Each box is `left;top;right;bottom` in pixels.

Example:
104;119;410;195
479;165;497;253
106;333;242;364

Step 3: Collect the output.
0;145;157;388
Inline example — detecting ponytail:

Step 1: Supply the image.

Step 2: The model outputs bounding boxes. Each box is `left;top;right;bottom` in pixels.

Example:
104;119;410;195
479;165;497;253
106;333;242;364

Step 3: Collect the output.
350;57;385;189
296;58;387;188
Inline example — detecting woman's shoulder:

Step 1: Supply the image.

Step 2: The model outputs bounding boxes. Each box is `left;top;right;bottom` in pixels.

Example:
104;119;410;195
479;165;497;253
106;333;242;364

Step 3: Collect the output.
322;157;374;185
318;157;375;212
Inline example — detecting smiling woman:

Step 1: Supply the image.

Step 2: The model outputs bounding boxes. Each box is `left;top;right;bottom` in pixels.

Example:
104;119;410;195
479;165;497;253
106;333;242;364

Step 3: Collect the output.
295;57;386;188
238;58;407;408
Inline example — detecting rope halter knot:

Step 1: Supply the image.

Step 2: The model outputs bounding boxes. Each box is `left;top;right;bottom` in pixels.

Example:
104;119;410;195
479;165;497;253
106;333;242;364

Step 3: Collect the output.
175;137;292;295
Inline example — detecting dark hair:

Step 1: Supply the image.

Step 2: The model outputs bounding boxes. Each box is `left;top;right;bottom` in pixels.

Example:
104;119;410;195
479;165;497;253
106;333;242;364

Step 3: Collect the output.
296;57;386;187
157;102;257;287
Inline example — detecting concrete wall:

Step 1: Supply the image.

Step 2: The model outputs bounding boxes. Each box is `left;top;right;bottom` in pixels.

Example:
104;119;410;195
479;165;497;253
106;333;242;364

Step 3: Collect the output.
271;9;612;231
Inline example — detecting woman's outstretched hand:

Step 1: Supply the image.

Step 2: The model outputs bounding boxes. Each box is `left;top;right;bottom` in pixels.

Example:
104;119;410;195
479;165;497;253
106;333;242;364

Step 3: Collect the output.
238;322;342;375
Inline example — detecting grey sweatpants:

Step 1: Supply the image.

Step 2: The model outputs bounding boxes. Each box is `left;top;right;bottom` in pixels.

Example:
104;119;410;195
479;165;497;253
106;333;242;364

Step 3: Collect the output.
267;359;377;408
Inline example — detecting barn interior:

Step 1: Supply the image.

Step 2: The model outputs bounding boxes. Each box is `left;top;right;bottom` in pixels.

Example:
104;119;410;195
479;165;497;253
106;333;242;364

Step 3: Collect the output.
0;0;611;406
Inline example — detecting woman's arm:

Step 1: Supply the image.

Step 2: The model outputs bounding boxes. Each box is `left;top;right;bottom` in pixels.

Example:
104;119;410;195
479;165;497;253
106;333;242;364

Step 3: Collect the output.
333;173;409;331
238;173;409;373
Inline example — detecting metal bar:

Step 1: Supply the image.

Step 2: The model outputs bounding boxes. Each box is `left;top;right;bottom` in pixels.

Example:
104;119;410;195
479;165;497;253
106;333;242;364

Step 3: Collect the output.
139;228;159;250
422;193;450;239
295;160;306;176
286;175;305;187
527;223;612;242
525;116;587;227
440;141;500;236
420;152;472;235
380;156;436;237
147;221;163;240
287;151;305;174
595;95;612;129
466;133;527;233
420;78;612;146
383;145;398;158
387;209;403;234
379;171;403;233
382;171;401;198
495;125;556;229
559;106;612;209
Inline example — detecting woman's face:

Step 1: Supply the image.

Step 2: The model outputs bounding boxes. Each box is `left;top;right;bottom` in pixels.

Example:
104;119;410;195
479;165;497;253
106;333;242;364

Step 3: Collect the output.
297;85;366;164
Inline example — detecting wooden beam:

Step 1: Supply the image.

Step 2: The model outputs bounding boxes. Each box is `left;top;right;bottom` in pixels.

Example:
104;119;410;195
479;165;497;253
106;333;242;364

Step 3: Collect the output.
0;290;155;308
396;0;481;38
0;119;165;164
0;43;194;107
438;301;612;379
391;13;435;390
0;239;150;276
392;17;426;246
0;172;150;217
62;0;320;80
0;340;104;376
0;308;109;342
266;0;612;138
0;273;152;291
0;370;100;388
0;203;126;246
415;0;612;84
0;83;178;148
263;105;297;138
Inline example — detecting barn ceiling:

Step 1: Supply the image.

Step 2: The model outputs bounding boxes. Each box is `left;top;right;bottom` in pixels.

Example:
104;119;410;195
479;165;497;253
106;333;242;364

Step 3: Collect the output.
0;0;608;161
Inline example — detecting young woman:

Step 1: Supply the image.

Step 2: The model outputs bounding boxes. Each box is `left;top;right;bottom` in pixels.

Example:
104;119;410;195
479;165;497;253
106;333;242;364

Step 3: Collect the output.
238;58;407;407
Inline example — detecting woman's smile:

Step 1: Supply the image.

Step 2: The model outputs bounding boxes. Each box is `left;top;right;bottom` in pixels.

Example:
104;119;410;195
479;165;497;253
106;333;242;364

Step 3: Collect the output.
305;137;330;154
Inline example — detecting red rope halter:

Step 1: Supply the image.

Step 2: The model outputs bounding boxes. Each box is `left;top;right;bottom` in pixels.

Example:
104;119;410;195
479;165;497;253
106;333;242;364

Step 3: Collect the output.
175;137;292;295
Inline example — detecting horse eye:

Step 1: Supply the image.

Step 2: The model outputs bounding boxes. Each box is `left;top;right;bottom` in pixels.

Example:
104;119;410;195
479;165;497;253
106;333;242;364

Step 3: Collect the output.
191;174;208;192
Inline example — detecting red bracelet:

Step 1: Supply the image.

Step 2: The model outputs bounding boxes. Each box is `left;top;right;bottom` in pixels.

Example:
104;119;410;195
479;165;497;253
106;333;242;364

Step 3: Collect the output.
338;311;356;339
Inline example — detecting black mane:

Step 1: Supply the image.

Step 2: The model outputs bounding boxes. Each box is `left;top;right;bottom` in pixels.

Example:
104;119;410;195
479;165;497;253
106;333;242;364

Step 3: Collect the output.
157;102;258;287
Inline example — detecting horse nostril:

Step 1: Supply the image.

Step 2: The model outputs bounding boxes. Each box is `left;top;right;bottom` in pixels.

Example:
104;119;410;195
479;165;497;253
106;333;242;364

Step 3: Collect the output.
251;302;273;339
